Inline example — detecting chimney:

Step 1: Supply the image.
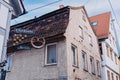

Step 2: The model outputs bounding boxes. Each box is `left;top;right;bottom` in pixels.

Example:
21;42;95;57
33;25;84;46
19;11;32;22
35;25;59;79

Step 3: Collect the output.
59;5;64;9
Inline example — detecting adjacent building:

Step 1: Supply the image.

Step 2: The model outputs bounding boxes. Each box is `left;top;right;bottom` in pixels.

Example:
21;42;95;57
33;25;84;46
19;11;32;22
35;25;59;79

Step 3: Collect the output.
0;0;25;62
0;0;25;79
90;12;119;80
6;6;102;80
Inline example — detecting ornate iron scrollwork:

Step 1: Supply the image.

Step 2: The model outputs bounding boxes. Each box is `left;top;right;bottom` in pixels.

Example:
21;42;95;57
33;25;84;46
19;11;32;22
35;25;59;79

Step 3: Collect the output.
31;37;45;49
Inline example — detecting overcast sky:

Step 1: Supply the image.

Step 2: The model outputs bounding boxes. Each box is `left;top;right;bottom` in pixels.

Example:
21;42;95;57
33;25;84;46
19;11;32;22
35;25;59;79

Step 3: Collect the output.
11;0;120;46
12;0;120;24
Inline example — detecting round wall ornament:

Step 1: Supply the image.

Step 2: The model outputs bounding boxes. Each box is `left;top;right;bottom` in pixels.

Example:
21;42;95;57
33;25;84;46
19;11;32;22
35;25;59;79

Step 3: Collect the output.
31;37;45;49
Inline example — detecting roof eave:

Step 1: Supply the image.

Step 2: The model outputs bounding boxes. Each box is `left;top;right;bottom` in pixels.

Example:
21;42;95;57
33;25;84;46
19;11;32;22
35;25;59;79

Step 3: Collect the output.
11;0;26;19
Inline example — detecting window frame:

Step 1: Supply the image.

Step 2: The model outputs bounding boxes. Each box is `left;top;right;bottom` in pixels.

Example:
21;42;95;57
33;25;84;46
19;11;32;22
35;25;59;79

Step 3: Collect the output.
88;35;92;46
96;60;101;77
90;56;95;74
107;70;110;80
82;51;88;71
82;10;86;22
114;54;118;64
71;44;78;67
79;26;83;38
91;21;98;26
110;49;113;60
106;45;110;57
116;76;118;80
111;72;114;80
45;43;57;66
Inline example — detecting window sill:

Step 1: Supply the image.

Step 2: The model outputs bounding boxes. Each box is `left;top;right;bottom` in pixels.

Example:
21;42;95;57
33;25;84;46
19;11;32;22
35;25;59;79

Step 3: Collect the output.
72;65;79;68
90;43;93;47
92;72;96;75
6;70;11;73
79;36;84;40
44;63;57;67
83;68;88;72
98;75;101;77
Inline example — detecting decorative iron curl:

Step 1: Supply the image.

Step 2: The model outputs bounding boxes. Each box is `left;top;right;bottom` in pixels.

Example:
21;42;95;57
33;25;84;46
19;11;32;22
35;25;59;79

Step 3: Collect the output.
31;37;45;49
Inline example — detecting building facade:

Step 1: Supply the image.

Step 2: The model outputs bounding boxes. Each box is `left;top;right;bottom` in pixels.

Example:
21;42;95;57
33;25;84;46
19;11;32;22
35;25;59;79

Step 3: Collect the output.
90;12;119;80
0;0;25;62
6;6;102;80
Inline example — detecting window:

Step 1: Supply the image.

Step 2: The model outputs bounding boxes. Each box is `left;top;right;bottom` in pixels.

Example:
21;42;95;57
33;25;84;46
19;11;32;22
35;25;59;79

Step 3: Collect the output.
79;26;83;38
88;35;92;46
111;73;114;80
90;56;95;74
91;21;98;26
82;51;87;71
107;70;110;80
75;77;81;80
106;45;110;57
96;60;101;76
110;49;113;60
46;43;57;65
116;76;118;80
71;45;77;66
82;11;86;22
5;55;12;71
112;37;115;46
114;54;117;64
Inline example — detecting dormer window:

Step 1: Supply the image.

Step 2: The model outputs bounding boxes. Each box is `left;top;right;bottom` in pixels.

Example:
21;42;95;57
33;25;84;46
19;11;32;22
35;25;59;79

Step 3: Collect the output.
91;21;98;26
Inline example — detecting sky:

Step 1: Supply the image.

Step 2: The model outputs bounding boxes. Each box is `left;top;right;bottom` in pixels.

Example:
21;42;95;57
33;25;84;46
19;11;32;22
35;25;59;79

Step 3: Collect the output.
11;0;120;46
12;0;120;25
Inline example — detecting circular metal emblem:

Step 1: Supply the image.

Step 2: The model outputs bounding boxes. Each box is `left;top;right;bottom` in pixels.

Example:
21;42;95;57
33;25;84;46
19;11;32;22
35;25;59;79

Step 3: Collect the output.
31;37;45;49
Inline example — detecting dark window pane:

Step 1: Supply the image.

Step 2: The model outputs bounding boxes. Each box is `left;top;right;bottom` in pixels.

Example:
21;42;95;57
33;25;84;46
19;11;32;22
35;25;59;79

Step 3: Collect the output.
47;44;56;64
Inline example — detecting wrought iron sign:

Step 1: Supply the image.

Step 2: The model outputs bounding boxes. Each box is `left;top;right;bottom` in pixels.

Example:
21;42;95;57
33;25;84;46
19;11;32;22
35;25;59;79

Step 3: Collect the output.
17;45;31;50
14;28;35;34
31;37;45;49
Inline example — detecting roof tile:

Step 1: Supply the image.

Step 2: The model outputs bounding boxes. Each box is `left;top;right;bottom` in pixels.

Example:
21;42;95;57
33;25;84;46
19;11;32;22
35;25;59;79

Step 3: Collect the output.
89;12;111;39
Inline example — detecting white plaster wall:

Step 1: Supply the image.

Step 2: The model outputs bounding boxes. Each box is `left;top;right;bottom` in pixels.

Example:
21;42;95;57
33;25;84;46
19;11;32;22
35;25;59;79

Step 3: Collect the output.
6;40;68;80
103;66;119;80
101;41;119;80
102;41;119;73
65;7;102;80
0;4;9;29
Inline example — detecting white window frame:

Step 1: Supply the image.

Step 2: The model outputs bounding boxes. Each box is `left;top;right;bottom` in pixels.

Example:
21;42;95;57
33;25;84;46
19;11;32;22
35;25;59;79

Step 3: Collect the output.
90;56;95;74
79;26;83;38
82;51;87;71
91;21;98;26
96;60;101;76
89;35;92;46
45;43;57;65
82;10;86;22
71;44;77;66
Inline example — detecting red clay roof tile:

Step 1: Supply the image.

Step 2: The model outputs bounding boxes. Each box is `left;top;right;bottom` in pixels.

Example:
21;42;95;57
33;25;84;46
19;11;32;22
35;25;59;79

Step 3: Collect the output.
89;12;111;39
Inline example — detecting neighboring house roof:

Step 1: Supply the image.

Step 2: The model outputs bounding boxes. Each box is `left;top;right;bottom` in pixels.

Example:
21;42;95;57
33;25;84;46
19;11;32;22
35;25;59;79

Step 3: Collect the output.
89;12;111;39
11;0;26;19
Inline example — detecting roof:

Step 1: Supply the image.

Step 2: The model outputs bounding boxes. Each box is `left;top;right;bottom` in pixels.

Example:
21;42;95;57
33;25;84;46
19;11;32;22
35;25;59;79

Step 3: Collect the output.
89;12;111;39
11;0;26;19
7;6;70;49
